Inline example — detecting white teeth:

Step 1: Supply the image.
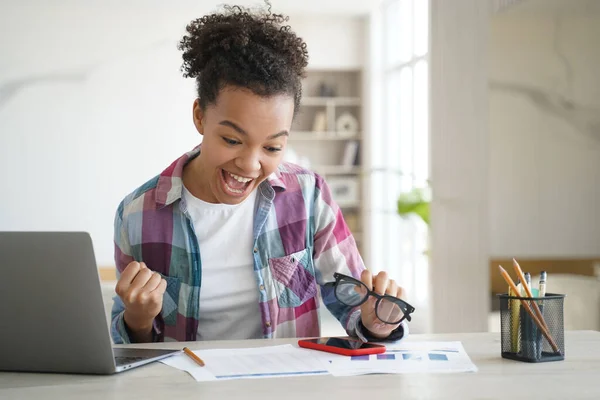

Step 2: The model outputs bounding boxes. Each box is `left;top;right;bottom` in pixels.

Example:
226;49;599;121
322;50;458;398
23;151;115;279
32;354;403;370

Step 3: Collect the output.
227;171;252;183
225;183;243;194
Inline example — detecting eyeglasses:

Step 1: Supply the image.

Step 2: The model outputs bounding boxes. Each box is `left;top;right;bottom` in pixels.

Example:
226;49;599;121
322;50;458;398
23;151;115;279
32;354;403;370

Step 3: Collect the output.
325;272;415;325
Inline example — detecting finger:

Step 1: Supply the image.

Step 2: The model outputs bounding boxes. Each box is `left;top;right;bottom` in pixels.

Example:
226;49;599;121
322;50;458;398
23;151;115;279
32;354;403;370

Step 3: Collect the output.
142;272;162;292
381;280;399;322
378;300;398;324
115;261;141;294
396;286;405;300
153;278;167;295
386;279;398;296
120;261;142;285
353;284;368;298
360;269;373;290
373;271;388;296
129;267;153;292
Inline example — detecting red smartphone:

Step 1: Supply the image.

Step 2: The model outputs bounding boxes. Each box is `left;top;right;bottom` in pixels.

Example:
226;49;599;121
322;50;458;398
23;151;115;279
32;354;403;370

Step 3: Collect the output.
298;337;386;356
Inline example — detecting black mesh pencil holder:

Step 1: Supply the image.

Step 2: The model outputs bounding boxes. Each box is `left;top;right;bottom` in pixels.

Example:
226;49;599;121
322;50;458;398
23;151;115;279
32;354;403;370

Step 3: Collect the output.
498;293;566;363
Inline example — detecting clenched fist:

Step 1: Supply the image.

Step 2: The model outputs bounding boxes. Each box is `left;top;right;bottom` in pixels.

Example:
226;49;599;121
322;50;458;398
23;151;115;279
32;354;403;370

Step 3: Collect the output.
359;270;405;339
115;261;167;341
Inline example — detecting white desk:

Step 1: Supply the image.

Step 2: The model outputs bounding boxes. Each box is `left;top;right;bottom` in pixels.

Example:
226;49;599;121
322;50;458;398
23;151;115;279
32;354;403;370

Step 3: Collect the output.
1;331;599;399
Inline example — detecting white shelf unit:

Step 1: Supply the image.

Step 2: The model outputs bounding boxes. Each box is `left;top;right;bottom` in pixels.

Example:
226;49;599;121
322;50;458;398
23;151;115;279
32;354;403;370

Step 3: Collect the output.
288;70;364;251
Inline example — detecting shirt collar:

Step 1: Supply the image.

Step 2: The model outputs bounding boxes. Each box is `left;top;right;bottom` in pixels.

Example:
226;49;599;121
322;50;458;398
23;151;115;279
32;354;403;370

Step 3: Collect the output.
155;145;287;209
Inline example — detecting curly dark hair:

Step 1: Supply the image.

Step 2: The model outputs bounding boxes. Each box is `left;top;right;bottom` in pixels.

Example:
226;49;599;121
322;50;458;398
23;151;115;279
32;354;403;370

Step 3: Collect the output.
178;2;309;114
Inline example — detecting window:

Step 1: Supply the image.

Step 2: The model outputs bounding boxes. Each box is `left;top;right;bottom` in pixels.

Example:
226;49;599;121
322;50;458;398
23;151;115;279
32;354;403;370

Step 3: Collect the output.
369;0;429;309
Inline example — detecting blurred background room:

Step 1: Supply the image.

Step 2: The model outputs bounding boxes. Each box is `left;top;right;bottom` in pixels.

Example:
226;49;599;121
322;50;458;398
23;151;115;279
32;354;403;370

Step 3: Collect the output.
1;0;598;336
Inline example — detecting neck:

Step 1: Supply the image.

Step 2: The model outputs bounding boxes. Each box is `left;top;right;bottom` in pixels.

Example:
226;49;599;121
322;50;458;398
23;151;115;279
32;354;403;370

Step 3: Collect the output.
183;155;214;202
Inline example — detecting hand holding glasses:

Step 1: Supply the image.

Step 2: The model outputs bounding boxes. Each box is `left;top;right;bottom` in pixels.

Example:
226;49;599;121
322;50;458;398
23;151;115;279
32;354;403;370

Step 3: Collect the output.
325;272;415;325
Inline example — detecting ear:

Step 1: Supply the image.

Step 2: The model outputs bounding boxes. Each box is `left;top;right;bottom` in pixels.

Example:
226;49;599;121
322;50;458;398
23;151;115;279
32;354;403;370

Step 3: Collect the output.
192;99;205;136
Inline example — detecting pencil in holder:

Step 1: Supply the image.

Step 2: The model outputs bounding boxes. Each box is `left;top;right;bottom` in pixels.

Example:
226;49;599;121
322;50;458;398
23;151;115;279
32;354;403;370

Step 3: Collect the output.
498;293;566;363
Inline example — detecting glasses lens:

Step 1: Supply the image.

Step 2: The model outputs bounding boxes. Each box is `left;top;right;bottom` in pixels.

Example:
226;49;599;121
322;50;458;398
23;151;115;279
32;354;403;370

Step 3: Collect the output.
376;297;406;324
335;280;368;306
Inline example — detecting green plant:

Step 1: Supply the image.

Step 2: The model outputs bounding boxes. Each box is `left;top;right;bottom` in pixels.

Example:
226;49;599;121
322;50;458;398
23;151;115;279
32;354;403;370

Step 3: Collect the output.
397;187;430;226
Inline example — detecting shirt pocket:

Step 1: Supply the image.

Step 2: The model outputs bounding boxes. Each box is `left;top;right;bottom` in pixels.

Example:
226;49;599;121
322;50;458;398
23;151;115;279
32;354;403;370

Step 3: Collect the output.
160;275;181;326
268;248;317;308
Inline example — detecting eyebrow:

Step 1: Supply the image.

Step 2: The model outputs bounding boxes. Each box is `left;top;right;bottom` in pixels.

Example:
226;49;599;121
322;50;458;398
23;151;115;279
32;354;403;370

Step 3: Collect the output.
219;120;289;140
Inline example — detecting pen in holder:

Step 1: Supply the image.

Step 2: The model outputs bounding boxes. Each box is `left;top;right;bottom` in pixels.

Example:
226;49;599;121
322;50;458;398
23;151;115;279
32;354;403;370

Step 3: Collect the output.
498;293;566;363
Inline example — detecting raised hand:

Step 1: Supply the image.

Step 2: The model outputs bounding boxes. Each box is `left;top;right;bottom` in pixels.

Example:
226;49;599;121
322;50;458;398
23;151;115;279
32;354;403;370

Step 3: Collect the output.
115;261;167;341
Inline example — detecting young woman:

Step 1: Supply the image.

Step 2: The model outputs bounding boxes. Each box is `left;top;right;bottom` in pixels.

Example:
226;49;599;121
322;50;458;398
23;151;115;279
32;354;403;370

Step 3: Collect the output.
111;3;410;344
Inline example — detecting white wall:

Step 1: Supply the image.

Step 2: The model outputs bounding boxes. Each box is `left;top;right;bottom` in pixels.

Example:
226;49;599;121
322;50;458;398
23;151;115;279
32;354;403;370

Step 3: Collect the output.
290;16;365;71
0;1;365;266
489;12;600;258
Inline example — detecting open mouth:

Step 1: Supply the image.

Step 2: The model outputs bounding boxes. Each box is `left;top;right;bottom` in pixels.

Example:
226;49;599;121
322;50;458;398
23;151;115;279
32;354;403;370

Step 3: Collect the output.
220;169;254;197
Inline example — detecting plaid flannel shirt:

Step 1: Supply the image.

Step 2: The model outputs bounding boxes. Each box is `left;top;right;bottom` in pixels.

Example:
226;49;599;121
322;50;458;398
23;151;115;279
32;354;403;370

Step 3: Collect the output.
110;146;407;343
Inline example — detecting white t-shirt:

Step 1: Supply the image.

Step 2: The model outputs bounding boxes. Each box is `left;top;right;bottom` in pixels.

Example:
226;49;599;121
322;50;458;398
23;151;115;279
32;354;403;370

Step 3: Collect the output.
182;187;263;340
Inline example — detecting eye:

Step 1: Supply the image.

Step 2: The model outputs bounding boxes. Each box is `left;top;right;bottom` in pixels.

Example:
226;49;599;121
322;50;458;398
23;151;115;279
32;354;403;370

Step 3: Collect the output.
265;146;282;153
222;137;240;146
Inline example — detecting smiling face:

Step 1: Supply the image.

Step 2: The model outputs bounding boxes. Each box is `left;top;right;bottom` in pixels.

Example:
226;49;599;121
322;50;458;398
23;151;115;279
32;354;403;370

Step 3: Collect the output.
183;86;295;205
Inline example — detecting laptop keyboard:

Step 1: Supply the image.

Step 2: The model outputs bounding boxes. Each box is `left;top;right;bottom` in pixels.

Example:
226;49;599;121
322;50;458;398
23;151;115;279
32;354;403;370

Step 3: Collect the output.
115;356;147;366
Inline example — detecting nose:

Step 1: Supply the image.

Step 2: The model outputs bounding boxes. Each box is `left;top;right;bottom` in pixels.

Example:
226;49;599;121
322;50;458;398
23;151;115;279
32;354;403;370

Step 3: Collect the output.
234;148;261;175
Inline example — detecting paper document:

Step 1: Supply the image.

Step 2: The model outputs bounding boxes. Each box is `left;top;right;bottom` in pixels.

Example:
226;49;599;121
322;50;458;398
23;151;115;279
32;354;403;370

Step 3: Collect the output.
161;344;329;382
327;341;478;376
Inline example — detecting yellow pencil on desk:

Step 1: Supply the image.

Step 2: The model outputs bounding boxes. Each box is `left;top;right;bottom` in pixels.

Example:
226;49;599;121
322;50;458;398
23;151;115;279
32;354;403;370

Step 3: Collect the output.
509;281;521;353
498;265;560;354
183;347;205;367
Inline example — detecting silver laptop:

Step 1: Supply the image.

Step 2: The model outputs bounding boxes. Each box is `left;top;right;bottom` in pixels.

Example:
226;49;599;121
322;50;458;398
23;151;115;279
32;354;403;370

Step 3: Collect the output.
0;231;181;374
